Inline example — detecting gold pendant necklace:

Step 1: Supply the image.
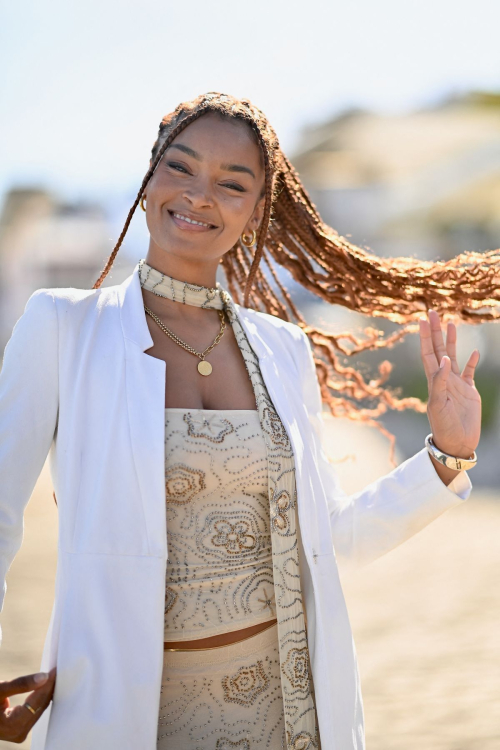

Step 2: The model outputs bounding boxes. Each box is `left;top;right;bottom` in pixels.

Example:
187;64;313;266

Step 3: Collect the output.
143;305;226;376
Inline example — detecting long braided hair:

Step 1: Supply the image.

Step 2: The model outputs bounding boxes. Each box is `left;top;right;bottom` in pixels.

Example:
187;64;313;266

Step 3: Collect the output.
92;91;500;460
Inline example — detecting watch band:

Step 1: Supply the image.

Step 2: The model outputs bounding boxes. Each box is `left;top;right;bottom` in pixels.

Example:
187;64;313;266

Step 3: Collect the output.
425;434;477;471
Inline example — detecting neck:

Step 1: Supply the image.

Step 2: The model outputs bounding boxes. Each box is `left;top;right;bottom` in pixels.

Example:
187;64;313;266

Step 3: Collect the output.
144;249;220;289
138;256;229;323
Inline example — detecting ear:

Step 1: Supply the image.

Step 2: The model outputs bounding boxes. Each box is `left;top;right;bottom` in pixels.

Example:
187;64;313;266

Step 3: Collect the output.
245;194;266;234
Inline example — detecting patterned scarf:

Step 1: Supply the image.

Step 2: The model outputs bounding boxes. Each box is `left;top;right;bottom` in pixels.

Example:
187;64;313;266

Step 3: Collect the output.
139;260;320;750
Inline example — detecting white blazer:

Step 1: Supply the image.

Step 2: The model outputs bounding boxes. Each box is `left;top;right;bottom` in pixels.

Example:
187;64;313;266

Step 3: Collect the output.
0;262;471;750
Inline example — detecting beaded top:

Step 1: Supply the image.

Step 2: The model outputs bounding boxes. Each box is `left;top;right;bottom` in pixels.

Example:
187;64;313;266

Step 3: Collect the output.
163;406;275;641
138;258;230;310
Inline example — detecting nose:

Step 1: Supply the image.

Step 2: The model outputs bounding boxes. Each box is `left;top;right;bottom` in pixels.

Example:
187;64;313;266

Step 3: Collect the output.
182;176;214;208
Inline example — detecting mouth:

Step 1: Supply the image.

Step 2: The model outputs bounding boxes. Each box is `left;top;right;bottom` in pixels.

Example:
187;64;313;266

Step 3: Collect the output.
168;210;217;232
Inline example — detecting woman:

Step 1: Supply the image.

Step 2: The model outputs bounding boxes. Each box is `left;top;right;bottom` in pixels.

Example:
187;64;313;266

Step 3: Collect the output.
0;92;484;749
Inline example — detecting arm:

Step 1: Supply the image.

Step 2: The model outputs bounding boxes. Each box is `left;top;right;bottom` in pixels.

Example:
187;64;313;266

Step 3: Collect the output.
0;290;59;644
296;325;472;572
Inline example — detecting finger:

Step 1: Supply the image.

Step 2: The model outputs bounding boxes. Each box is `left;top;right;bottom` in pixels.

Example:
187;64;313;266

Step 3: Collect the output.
21;680;55;715
419;316;440;381
461;349;480;385
428;309;448;363
0;672;50;701
430;355;452;396
445;321;461;375
2;672;56;738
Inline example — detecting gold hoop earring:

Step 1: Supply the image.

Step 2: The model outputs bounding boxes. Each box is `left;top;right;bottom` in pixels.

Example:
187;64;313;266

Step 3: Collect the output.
140;195;147;212
240;229;257;247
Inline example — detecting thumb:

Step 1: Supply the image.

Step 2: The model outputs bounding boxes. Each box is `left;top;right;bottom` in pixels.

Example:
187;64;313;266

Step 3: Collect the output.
0;673;50;700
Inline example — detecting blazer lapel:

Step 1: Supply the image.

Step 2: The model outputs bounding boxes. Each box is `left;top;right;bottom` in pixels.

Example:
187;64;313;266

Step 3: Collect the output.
117;264;167;558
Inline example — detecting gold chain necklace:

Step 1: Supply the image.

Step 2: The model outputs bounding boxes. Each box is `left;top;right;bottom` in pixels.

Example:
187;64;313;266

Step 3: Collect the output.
143;304;226;376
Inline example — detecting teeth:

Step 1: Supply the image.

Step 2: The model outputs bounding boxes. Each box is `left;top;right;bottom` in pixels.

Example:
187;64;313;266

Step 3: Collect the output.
173;212;212;227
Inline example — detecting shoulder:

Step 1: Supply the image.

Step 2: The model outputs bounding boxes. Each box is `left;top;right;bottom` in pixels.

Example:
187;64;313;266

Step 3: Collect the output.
13;283;120;351
26;281;118;322
49;282;115;308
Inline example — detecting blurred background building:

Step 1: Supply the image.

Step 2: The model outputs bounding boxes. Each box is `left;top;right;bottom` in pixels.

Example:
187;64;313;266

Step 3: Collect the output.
0;188;134;347
293;91;500;264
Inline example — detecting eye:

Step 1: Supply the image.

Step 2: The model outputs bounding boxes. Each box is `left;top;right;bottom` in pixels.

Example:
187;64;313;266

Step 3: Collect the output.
222;183;246;193
166;161;190;174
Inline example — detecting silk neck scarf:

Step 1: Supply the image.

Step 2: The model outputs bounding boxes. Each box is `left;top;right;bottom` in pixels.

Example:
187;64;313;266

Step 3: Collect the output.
139;259;320;750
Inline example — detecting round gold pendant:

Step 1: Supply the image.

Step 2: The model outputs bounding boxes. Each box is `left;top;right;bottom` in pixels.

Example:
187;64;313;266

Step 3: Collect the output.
197;360;213;376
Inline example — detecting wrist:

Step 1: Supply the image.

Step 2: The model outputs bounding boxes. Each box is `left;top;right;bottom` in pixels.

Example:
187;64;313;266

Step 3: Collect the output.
431;438;474;460
425;434;477;473
428;452;462;486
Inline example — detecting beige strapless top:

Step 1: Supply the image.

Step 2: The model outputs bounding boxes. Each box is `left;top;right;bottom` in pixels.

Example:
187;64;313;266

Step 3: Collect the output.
163;407;276;641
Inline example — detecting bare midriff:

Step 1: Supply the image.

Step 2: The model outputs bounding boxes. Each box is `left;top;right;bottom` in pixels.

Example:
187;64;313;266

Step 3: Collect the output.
164;617;278;650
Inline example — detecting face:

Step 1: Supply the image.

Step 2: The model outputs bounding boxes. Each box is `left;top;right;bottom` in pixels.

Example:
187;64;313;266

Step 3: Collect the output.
143;112;266;268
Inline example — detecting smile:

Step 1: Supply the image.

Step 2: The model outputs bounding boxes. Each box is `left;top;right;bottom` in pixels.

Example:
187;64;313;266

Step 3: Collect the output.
169;211;215;230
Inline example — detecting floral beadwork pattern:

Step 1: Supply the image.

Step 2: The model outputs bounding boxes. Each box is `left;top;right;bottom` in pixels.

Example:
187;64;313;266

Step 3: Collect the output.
211;520;257;554
287;731;317;750
198;510;264;561
221;660;270;707
164;586;178;615
184;411;235;443
165;463;205;505
281;646;311;691
261;405;291;449
270;489;294;534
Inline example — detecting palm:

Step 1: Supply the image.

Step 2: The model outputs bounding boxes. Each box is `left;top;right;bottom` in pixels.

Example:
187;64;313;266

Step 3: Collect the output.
419;310;481;457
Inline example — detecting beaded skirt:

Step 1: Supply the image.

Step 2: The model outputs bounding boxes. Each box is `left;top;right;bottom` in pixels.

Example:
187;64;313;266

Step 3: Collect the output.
157;622;286;749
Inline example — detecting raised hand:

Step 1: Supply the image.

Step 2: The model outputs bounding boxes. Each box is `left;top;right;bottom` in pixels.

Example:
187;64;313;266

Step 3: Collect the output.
418;309;481;465
0;668;56;744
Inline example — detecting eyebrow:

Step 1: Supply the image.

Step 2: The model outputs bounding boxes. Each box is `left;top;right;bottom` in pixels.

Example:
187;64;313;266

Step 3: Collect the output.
167;143;256;179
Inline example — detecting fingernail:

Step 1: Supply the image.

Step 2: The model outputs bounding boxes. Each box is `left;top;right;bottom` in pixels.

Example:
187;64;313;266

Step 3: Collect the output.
440;356;446;368
34;672;48;684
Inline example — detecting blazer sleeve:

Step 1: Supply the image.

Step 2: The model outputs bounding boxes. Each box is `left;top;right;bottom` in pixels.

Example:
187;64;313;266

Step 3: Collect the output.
0;289;59;644
295;326;472;572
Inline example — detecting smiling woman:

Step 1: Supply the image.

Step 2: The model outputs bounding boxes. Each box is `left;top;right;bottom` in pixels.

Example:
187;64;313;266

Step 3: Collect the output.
0;91;495;750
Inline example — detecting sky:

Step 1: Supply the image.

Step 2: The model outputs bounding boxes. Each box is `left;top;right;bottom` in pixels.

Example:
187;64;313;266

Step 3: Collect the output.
1;0;500;208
